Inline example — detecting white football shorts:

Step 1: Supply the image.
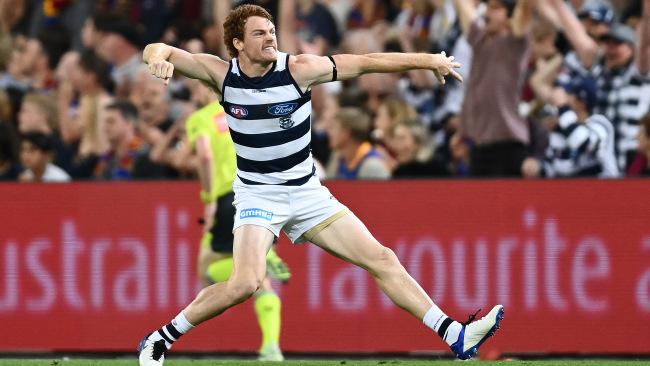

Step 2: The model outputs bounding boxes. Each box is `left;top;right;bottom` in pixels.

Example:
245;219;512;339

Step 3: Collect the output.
232;175;349;243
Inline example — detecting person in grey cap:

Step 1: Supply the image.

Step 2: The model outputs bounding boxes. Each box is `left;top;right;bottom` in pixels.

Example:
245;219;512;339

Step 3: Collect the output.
540;0;650;170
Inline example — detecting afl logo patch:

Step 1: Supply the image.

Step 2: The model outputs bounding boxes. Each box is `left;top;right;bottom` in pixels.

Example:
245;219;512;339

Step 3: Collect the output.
230;106;248;118
268;102;298;116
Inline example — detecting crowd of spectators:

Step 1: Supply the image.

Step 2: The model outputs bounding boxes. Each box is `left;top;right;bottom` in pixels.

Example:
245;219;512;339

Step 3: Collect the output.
0;0;649;182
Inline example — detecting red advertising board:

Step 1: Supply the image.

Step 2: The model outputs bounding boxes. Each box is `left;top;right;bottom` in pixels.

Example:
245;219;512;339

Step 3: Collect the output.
1;180;649;354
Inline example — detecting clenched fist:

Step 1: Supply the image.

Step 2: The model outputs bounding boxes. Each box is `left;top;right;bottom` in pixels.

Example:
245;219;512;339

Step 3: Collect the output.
143;43;174;85
147;60;174;85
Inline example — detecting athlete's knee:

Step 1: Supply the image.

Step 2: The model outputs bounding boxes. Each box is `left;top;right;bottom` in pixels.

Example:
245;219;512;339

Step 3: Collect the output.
370;246;402;274
228;275;264;303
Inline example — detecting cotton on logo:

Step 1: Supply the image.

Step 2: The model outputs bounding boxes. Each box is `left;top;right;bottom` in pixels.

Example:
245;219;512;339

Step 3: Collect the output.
230;106;248;118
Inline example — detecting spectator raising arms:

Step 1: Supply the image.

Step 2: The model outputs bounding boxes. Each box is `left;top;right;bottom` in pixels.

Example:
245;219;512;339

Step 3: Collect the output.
454;0;534;177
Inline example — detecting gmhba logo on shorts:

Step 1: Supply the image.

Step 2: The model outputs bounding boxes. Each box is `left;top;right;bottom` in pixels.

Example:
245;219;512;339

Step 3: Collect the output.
240;208;273;221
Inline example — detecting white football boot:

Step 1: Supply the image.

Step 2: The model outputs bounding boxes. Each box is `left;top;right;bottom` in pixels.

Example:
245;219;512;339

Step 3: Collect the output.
449;304;505;360
137;334;167;366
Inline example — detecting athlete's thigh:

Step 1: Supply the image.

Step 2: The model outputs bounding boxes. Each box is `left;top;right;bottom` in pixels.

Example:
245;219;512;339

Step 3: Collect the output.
309;213;386;269
231;224;275;281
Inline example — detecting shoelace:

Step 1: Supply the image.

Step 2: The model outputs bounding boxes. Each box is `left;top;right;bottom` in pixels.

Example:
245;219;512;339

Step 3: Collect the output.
151;340;167;361
462;308;482;325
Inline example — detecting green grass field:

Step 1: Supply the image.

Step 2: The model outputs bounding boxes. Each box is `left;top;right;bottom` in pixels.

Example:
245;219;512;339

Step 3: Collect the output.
1;359;649;366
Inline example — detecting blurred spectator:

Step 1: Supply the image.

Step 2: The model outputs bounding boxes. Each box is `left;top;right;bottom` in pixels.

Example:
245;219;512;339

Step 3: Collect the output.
130;72;176;145
18;92;80;172
522;19;560;106
454;0;534;177
449;127;471;177
23;0;92;51
372;98;418;162
0;123;21;180
92;13;145;98
0;35;32;108
0;0;28;35
346;0;400;30
543;0;650;170
18;92;58;134
524;74;620;178
18;131;70;182
395;0;435;52
57;50;114;178
326;107;391;179
296;0;341;55
391;119;449;178
148;82;214;177
358;73;398;114
627;113;650;176
311;90;341;166
579;0;614;40
94;100;148;180
25;24;70;91
0;0;647;183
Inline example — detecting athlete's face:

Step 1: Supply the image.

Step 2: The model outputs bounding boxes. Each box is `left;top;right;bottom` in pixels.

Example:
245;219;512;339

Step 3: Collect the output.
237;16;278;63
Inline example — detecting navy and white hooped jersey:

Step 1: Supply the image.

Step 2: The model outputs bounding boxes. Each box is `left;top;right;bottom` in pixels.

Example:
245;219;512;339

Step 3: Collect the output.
220;52;315;186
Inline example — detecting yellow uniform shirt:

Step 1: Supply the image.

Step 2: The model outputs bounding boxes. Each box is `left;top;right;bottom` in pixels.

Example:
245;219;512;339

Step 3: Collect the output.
186;102;237;199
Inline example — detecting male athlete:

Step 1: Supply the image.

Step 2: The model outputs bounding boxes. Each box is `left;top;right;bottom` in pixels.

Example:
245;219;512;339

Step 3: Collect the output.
139;5;504;365
185;95;290;361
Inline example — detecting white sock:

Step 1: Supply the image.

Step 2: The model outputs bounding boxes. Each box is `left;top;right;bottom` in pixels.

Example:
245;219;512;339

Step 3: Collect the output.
148;311;195;348
422;304;446;331
172;311;194;333
423;305;462;346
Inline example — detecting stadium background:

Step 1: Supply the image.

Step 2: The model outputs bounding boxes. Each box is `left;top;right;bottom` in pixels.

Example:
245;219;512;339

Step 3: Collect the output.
1;0;650;361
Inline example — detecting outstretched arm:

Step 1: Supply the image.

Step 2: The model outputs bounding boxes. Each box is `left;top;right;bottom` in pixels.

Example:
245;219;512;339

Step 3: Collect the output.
453;0;478;36
511;0;534;38
143;43;229;94
547;0;599;69
290;52;462;90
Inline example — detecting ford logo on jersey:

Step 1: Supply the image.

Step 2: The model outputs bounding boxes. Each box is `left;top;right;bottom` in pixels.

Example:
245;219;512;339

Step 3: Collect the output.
268;102;298;116
230;105;248;118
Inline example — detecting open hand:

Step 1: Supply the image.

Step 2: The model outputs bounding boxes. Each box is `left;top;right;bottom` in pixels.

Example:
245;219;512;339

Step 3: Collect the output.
432;51;463;85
